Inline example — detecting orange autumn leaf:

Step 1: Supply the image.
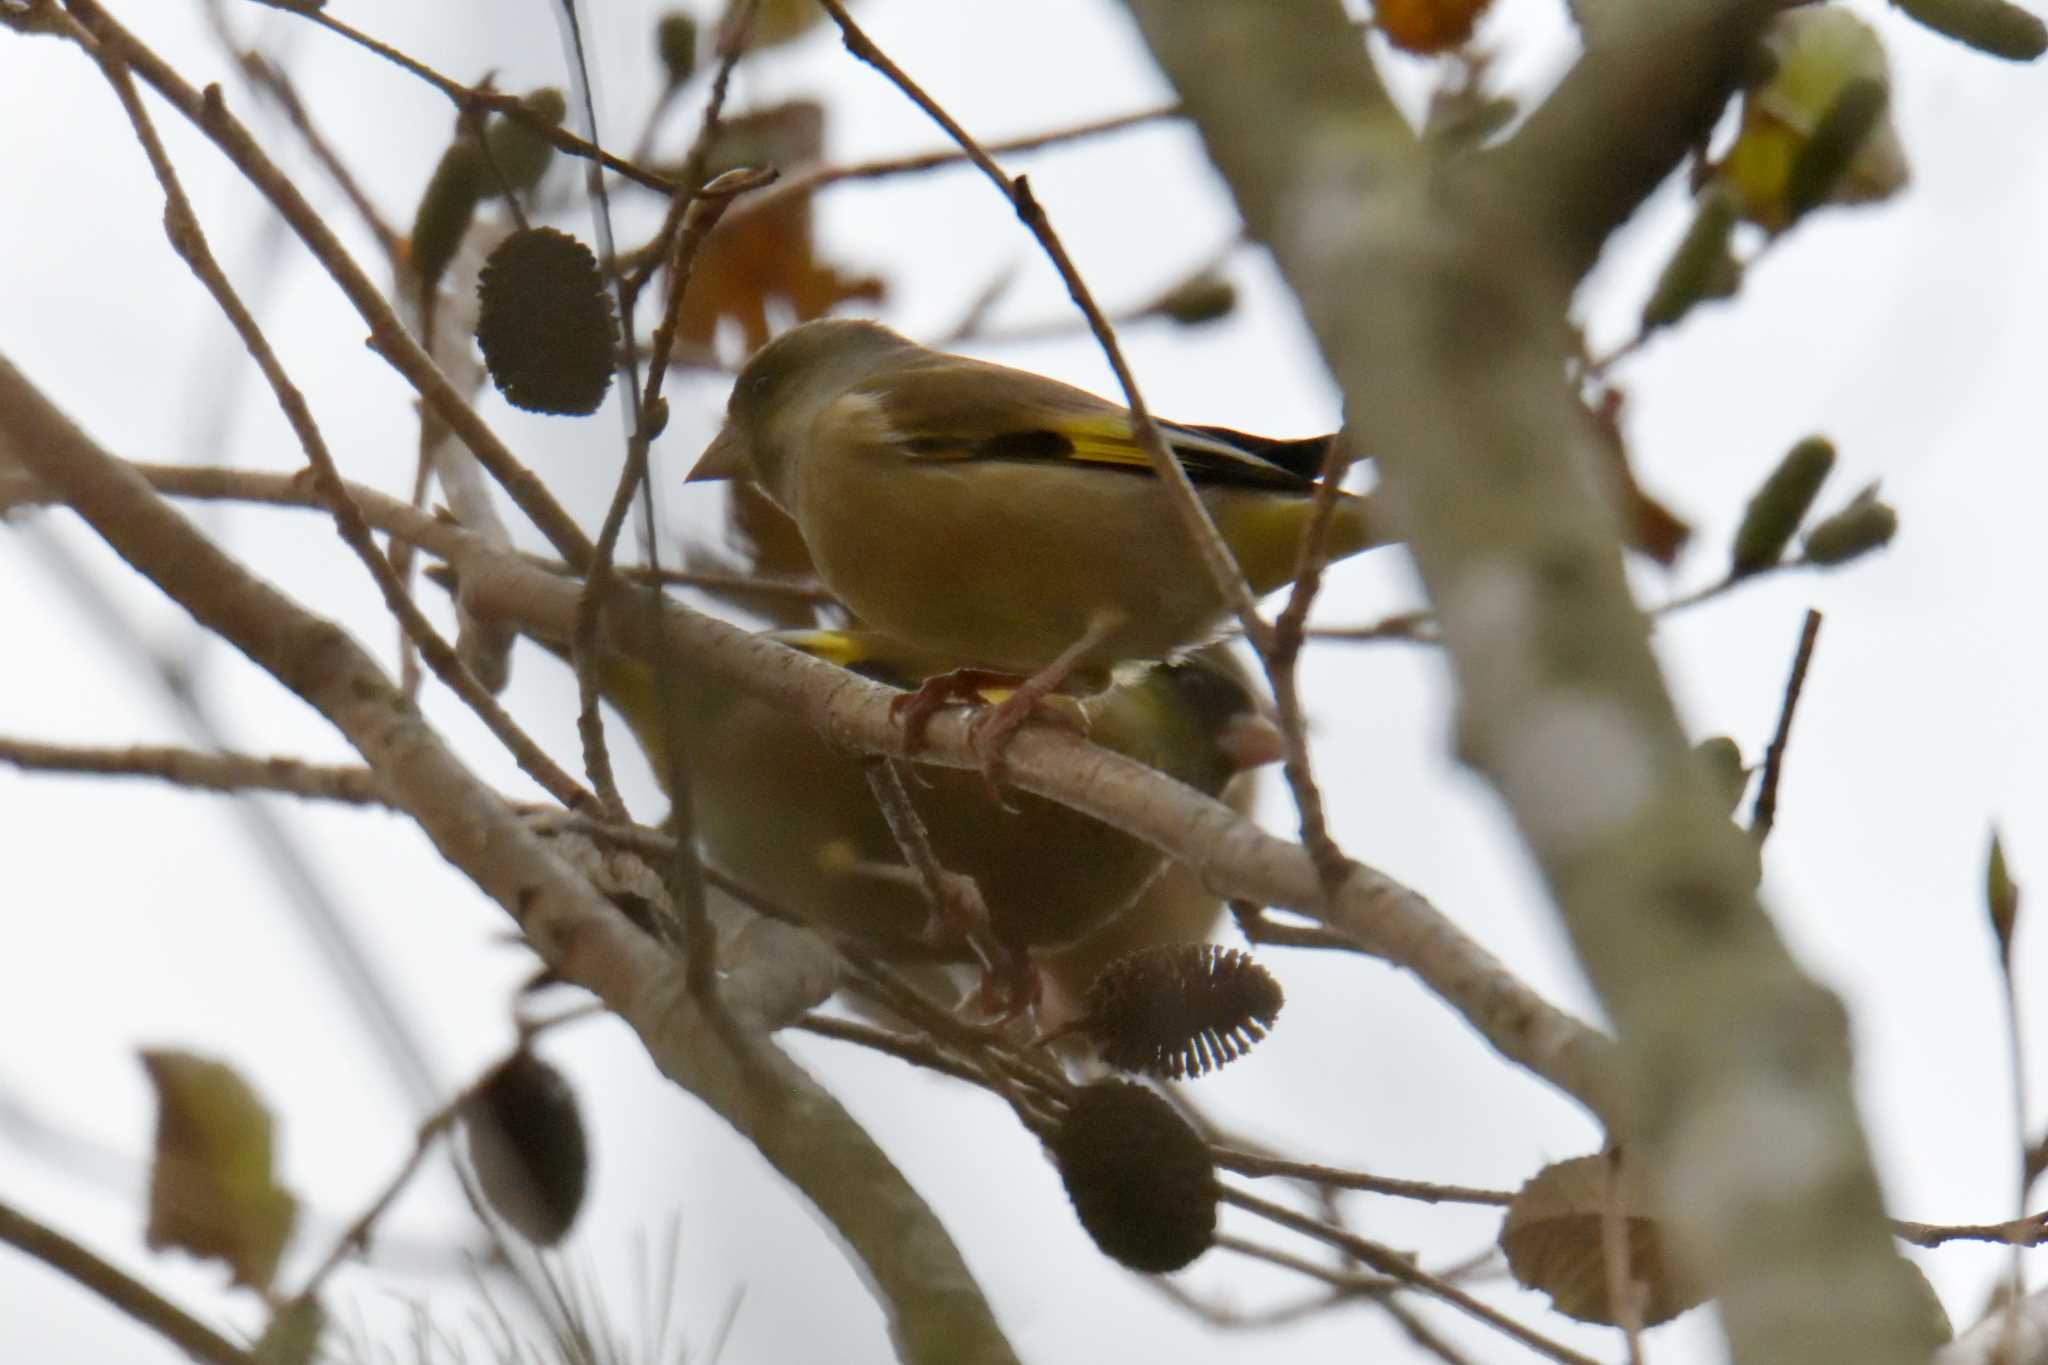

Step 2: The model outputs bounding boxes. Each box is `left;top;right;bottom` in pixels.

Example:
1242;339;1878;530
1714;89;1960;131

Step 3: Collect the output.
662;102;886;353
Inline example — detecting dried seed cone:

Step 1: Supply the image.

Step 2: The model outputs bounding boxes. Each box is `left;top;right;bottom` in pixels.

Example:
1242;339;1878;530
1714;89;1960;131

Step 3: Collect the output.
1049;1080;1217;1272
476;227;618;416
1082;944;1284;1080
463;1049;590;1246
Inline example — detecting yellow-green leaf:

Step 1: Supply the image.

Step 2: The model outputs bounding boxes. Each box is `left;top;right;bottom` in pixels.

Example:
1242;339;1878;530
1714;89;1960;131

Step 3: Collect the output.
140;1049;298;1292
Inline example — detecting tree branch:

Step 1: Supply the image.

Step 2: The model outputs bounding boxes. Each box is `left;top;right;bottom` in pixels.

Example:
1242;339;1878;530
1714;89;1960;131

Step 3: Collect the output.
0;1198;257;1365
0;738;392;805
0;354;1017;1365
447;510;1628;1129
56;0;595;570
1117;3;1939;1362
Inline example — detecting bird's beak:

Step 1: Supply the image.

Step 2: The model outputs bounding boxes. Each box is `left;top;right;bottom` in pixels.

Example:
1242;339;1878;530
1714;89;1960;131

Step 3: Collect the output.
686;424;745;482
1218;712;1286;772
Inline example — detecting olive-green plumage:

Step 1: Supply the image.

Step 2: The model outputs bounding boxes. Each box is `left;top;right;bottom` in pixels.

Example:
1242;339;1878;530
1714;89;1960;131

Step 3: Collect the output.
689;319;1383;676
583;630;1272;959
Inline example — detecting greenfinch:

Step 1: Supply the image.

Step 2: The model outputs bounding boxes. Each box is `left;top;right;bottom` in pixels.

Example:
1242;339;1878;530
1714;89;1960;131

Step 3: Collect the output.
579;628;1277;966
686;319;1383;680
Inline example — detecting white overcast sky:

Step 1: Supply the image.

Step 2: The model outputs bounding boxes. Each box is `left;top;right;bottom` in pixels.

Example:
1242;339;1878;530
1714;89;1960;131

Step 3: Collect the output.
3;2;2047;1362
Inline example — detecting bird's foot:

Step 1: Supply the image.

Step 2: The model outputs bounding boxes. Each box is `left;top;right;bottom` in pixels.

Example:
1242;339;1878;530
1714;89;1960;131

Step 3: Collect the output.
889;668;1024;751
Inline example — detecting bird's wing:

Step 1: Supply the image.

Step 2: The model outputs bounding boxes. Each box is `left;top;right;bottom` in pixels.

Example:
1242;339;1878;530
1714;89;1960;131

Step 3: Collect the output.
850;354;1330;493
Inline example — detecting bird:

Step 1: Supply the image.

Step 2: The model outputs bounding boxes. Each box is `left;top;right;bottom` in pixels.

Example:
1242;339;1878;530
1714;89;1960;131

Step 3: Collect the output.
557;623;1278;1007
685;318;1383;752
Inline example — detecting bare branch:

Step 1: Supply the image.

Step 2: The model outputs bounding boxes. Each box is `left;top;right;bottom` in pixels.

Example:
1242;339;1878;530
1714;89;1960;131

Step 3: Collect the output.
448;518;1627;1128
747;103;1180;211
0;355;1017;1365
248;0;681;194
0;1199;257;1365
85;36;597;814
1220;1187;1602;1365
1214;1149;1513;1206
60;0;595;569
1750;608;1823;844
1893;1211;2048;1249
1119;2;1939;1362
0;738;391;806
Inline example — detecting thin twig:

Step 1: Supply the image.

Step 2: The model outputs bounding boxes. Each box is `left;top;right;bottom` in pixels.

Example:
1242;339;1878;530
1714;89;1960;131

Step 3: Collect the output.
1600;1148;1647;1365
1380;1296;1485;1365
1221;1187;1604;1365
834;947;1071;1124
1213;1148;1514;1206
745;103;1181;211
295;1106;457;1303
1213;1235;1485;1363
447;543;1631;1127
294;1009;600;1307
3;459;839;608
231;47;402;261
792;1014;993;1088
1145;1276;1353;1332
618;9;759;310
1750;608;1822;845
1995;865;2035;1324
247;0;681;194
23;429;1631;1130
571;3;763;1005
65;0;595;569
1245;919;1378;952
812;0;1272;654
862;758;1003;979
0;349;1017;1363
1303;609;1441;645
1655;558;1809;616
936;258;1022;345
1264;434;1361;897
392;440;439;702
574;167;767;820
1213;1234;1397;1295
1584;325;1652;378
1891;1211;2048;1249
10;509;444;1112
0;737;392;805
0;1199;258;1365
945;235;1241;347
632;565;835;602
89;44;598;815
